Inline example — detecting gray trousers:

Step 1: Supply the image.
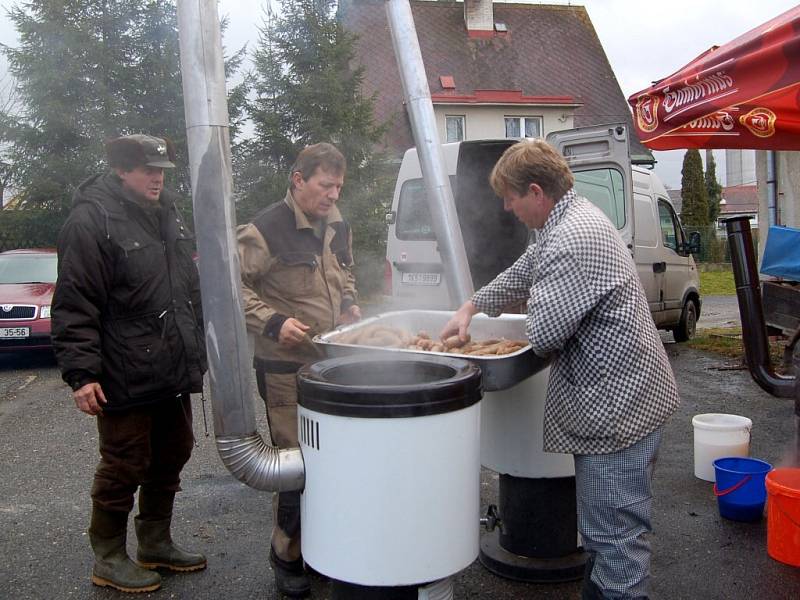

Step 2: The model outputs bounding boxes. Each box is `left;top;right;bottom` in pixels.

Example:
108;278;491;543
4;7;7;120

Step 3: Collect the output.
574;426;663;600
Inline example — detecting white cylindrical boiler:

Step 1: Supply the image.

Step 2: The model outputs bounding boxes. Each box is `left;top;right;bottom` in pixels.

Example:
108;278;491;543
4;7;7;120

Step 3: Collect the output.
480;366;574;478
297;355;483;587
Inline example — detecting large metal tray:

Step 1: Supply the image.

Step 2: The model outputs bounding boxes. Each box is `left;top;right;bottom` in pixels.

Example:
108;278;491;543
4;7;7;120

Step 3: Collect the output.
313;310;549;391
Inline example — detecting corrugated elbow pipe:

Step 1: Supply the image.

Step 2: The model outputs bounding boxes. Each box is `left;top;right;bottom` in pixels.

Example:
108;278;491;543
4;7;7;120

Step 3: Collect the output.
725;216;794;398
217;434;305;492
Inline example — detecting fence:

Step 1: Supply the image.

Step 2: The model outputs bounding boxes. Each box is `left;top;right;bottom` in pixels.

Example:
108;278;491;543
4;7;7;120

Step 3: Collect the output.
684;224;758;267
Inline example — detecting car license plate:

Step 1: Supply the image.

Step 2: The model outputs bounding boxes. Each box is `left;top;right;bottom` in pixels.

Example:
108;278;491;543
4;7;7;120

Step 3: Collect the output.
0;327;30;339
401;272;441;285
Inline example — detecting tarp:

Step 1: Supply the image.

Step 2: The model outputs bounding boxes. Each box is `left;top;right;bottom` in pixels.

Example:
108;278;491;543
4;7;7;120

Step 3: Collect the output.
627;5;800;150
761;225;800;281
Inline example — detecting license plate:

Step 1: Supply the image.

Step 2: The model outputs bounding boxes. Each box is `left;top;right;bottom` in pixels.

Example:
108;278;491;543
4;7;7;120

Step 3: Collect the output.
0;327;30;339
401;272;441;285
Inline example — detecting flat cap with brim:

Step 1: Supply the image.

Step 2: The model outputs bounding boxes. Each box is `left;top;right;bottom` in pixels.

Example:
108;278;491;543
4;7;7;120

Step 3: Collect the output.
106;134;177;170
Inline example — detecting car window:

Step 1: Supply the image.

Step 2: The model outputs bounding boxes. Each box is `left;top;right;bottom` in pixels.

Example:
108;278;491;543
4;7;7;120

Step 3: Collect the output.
0;255;58;284
658;200;683;251
395;176;457;241
573;168;626;229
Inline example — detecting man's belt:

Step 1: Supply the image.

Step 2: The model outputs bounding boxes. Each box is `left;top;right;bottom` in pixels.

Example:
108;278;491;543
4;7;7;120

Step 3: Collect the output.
253;357;305;374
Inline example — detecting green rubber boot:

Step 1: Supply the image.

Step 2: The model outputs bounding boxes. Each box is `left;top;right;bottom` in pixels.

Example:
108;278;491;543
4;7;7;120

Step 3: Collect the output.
135;490;207;572
89;508;162;593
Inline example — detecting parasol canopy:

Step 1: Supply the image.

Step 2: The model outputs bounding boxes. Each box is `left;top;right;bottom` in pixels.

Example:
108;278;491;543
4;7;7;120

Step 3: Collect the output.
628;5;800;150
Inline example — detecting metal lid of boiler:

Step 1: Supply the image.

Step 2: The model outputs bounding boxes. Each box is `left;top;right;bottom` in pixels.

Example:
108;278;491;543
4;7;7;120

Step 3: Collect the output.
297;355;482;418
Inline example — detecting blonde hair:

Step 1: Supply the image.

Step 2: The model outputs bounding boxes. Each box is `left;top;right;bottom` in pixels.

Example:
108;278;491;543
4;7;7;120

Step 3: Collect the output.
490;139;574;201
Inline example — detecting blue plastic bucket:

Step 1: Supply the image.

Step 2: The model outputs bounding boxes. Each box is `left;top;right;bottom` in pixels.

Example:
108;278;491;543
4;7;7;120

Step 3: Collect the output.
713;457;772;522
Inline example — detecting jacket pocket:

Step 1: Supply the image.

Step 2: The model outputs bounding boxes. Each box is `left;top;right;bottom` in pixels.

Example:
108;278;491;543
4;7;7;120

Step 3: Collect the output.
273;252;318;297
555;378;616;441
116;317;178;399
115;238;164;288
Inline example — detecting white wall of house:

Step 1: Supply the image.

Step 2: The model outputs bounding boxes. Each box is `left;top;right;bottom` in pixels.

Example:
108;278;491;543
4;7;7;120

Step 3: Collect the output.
756;150;800;257
432;104;575;143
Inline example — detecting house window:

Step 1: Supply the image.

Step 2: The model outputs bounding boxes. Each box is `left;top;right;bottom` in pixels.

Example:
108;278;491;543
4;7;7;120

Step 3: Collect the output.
446;115;465;142
505;116;542;139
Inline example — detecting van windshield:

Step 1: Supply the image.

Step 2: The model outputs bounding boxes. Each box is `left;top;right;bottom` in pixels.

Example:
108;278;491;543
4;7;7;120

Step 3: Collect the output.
395;176;456;240
573;168;626;229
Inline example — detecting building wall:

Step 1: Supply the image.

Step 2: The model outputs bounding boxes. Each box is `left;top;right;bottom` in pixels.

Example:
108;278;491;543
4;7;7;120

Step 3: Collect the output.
756;150;800;257
432;105;574;142
726;149;757;186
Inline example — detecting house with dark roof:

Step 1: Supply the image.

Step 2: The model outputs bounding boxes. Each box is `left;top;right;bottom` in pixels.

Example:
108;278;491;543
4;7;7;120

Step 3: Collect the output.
340;0;652;163
719;184;759;228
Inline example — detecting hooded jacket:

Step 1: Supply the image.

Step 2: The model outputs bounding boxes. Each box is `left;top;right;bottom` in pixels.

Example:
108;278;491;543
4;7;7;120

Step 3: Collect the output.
52;172;207;411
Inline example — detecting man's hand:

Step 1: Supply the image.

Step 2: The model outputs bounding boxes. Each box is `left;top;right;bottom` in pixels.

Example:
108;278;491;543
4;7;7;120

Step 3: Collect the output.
73;382;107;416
337;305;362;326
440;300;479;343
278;317;311;346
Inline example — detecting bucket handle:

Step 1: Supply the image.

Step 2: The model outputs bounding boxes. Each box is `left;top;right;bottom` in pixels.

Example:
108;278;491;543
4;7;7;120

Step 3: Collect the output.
714;475;751;497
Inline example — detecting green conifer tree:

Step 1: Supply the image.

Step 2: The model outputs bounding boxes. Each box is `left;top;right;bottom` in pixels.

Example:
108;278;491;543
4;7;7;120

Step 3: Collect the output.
680;149;710;228
705;151;723;225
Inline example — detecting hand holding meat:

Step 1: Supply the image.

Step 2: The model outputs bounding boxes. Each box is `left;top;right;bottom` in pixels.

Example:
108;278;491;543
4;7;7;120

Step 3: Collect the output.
440;300;479;344
279;318;311;346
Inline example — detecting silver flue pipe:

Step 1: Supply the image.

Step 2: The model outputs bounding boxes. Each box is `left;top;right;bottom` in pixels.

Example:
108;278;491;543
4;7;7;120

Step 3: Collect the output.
176;0;304;492
385;0;475;306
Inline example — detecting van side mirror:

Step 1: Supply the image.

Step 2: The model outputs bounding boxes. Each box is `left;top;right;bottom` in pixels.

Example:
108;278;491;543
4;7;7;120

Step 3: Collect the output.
385;211;396;225
687;231;701;254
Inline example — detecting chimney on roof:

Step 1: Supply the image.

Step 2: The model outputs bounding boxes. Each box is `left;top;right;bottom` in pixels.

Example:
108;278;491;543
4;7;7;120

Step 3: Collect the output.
464;0;494;33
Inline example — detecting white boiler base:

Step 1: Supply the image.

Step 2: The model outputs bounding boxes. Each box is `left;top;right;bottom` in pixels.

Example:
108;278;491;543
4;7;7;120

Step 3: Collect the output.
299;403;481;586
480;367;574;478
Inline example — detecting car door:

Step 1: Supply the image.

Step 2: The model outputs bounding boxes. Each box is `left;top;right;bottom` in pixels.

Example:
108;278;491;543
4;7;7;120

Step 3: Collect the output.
657;198;690;322
546;124;635;251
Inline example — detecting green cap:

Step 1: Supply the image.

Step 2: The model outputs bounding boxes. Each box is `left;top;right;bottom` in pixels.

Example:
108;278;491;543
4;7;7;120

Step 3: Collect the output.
106;134;176;170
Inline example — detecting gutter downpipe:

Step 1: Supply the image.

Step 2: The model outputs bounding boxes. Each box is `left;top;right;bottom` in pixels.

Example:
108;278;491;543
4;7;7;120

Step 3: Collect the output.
385;0;475;306
176;0;304;492
724;216;794;398
767;151;778;226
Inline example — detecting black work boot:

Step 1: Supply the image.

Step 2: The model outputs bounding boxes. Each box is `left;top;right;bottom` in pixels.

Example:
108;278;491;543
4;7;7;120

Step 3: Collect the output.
89;507;162;593
135;490;207;572
270;548;311;598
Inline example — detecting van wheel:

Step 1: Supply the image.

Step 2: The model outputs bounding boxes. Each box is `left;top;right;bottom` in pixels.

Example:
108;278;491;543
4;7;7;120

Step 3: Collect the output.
673;300;697;343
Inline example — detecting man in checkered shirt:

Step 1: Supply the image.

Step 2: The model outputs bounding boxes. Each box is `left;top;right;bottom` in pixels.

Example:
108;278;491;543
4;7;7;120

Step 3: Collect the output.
442;139;680;599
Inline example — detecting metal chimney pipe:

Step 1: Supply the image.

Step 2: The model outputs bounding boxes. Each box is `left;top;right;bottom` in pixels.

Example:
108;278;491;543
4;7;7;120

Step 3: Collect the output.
385;0;475;306
176;0;304;492
725;216;794;398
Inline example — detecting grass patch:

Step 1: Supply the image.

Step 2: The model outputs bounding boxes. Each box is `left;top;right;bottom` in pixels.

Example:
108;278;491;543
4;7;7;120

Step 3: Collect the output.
687;326;788;372
699;269;736;296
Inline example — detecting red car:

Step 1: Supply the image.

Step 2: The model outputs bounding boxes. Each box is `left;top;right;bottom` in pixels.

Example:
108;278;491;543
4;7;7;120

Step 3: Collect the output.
0;249;58;352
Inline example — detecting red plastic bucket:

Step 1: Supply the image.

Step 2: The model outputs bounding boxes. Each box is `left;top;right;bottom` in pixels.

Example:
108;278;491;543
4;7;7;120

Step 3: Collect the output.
765;468;800;566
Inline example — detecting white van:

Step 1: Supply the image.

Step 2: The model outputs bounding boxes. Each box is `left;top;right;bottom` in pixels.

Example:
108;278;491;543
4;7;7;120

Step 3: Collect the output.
384;124;702;341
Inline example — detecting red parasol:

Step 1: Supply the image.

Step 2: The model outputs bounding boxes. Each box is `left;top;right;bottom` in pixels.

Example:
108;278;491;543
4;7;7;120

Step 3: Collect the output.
628;5;800;150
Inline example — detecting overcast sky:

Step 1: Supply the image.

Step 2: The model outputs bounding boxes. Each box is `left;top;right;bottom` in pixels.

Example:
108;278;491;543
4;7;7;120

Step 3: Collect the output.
2;0;799;188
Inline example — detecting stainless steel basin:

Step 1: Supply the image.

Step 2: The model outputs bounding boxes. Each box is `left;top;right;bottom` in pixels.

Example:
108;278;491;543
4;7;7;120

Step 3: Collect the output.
313;310;549;391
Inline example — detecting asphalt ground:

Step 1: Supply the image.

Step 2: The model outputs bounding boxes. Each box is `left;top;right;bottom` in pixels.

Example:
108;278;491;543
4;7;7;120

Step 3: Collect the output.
2;297;800;599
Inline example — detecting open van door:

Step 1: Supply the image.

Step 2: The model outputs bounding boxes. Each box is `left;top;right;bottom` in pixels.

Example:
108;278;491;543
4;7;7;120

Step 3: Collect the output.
546;124;635;252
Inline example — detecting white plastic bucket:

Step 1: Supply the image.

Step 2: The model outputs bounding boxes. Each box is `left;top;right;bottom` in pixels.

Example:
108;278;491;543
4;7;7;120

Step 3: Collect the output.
692;413;752;482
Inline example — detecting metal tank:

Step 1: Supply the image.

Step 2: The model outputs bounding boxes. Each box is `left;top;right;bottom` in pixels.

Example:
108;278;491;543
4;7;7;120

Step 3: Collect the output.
297;355;483;597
